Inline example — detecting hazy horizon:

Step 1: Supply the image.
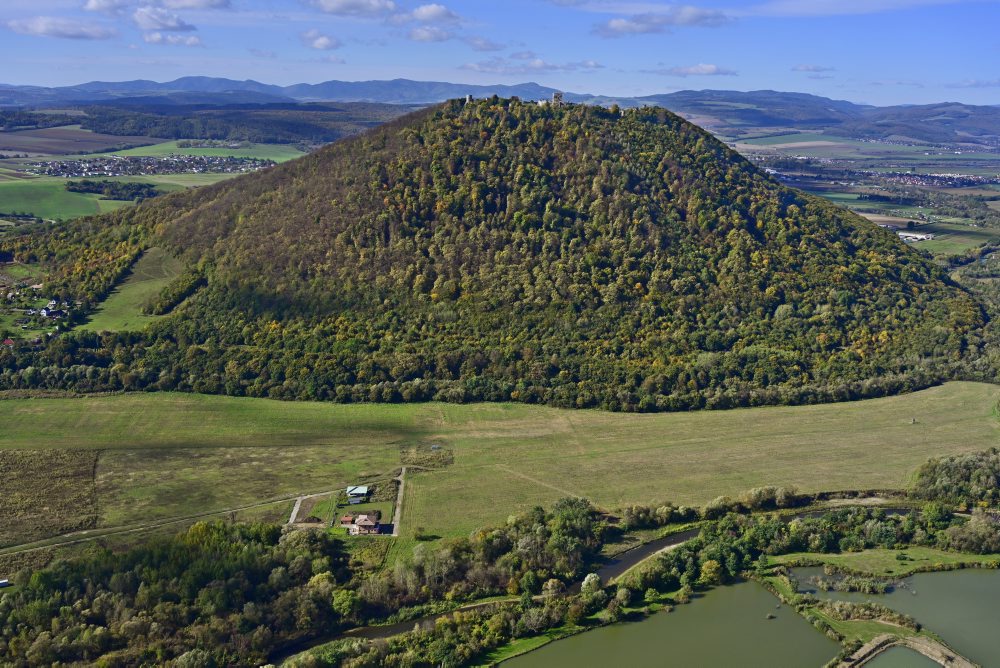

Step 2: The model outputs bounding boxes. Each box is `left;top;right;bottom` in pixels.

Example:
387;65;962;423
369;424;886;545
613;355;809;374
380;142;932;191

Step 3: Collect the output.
1;0;998;107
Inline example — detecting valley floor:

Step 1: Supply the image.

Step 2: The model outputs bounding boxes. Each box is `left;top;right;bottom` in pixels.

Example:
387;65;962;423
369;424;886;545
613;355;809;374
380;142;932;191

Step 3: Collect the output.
0;381;997;565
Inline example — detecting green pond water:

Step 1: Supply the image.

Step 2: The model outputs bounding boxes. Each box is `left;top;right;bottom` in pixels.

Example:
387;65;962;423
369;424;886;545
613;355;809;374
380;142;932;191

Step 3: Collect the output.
504;581;839;668
796;567;1000;667
864;646;940;667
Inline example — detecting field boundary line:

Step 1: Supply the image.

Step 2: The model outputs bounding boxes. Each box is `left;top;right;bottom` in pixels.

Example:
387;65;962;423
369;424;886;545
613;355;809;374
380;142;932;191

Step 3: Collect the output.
494;464;580;498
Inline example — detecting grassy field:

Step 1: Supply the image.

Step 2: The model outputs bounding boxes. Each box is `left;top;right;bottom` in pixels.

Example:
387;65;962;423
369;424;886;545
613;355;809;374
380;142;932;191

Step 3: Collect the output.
95;140;306;163
0;171;247;221
0;177;129;220
0;382;997;553
79;247;183;332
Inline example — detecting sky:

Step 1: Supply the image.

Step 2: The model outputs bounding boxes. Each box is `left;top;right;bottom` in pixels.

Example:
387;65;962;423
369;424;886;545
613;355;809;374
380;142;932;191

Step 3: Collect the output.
1;0;999;106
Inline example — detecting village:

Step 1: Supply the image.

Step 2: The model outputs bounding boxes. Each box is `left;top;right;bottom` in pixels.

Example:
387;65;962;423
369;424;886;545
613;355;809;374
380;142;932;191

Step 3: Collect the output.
25;154;276;179
0;258;71;345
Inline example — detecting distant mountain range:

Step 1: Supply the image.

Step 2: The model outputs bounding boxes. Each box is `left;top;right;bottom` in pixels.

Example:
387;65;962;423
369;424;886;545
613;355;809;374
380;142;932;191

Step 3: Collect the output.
1;77;998;146
0;77;561;107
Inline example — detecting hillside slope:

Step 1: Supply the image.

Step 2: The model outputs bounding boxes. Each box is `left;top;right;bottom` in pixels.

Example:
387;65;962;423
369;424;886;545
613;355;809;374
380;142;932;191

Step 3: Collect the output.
0;99;985;409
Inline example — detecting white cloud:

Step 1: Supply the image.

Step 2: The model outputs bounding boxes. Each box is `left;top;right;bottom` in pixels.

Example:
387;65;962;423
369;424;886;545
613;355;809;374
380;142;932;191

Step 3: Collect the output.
161;0;231;8
463;56;603;74
134;6;196;31
645;63;737;77
464;35;504;51
409;25;452;41
301;28;341;50
310;0;396;16
412;3;459;22
389;2;462;26
792;64;835;72
84;0;232;14
868;79;925;88
748;0;971;16
7;16;118;39
83;0;130;14
947;79;1000;88
143;31;202;45
594;6;729;37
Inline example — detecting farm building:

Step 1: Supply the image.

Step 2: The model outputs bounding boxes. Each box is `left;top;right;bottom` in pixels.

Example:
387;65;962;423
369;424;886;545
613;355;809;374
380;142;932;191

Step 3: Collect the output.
897;231;935;242
346;485;370;504
350;514;380;536
0;579;9;588
340;510;383;535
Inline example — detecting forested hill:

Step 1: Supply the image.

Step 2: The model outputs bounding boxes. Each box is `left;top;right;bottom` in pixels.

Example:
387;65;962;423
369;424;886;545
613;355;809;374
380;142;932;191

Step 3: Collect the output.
0;99;986;410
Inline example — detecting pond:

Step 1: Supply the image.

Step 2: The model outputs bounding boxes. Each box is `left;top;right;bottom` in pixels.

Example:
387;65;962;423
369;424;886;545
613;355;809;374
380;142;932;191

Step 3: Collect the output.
504;581;839;668
794;567;1000;667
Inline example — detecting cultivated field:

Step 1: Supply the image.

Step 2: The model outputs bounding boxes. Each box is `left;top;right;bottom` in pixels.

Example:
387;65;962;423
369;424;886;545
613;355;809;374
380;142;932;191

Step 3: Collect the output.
80;247;183;332
0;382;996;554
0;125;157;155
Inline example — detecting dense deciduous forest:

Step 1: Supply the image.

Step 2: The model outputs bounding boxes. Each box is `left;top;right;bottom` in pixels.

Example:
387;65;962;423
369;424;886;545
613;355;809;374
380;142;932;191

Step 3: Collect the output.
0;499;603;666
0;98;988;409
914;448;1000;507
66;180;160;201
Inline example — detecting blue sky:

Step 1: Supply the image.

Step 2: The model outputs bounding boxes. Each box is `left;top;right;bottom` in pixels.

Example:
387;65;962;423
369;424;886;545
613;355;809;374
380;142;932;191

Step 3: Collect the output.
1;0;998;105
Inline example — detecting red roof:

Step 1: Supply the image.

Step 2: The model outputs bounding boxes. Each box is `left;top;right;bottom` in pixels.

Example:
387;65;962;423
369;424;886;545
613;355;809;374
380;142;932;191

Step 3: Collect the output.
2;339;14;346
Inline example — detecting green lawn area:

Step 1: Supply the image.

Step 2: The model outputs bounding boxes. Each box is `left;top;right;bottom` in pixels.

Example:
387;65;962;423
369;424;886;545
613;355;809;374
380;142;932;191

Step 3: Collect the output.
97;140;306;163
0;381;997;553
772;547;1000;577
79;247;183;332
0;177;128;220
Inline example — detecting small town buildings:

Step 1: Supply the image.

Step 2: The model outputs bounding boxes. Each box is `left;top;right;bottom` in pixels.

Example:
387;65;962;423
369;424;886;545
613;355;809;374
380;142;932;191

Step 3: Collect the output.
2;338;14;348
346;485;370;504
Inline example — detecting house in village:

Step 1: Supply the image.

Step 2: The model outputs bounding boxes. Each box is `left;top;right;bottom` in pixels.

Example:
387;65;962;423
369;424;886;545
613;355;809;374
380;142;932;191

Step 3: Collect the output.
351;514;381;535
346;485;370;505
339;511;382;535
0;579;10;588
2;338;14;348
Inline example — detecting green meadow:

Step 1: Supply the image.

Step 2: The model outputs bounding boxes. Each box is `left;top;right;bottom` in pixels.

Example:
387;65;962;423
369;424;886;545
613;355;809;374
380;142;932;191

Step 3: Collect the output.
0;382;996;555
79;247;183;332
